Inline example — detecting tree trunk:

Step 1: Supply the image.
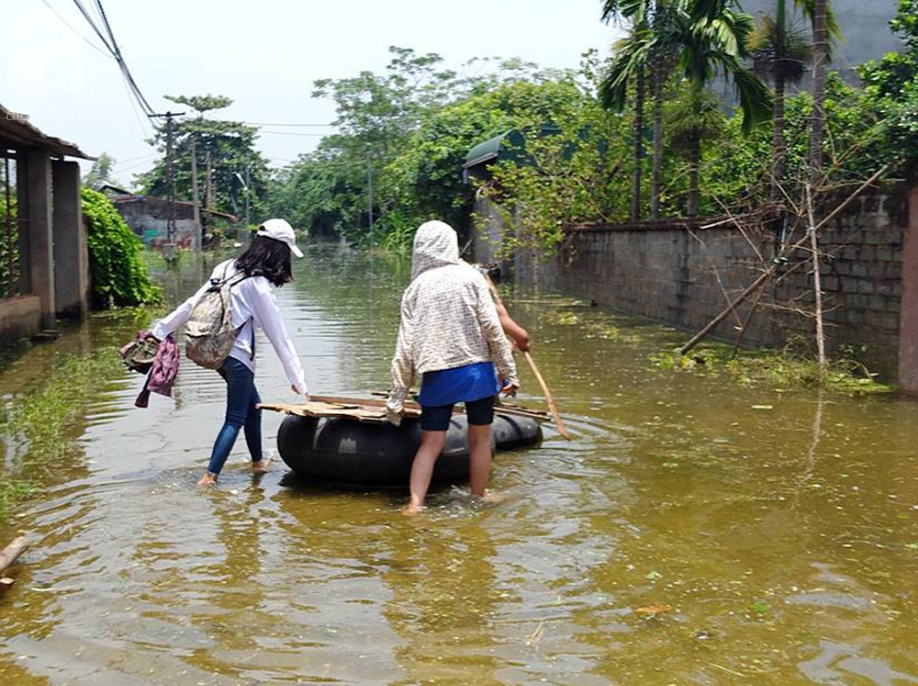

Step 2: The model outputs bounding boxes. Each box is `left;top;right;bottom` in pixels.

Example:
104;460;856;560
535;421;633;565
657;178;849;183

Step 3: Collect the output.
0;535;30;575
687;132;700;218
772;76;786;200
631;65;646;221
651;46;665;219
810;0;828;182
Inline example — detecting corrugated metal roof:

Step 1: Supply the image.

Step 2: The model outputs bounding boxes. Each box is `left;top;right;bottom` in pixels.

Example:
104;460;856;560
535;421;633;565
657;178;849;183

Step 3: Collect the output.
0;102;93;159
463;130;525;169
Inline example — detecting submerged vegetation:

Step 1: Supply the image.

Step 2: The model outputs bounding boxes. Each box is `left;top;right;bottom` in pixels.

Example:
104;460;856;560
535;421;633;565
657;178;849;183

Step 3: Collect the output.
650;343;896;395
0;349;125;522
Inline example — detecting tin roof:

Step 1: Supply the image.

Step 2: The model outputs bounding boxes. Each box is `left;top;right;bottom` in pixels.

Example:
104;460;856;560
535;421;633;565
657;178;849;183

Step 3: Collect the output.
0;102;93;159
463;130;526;169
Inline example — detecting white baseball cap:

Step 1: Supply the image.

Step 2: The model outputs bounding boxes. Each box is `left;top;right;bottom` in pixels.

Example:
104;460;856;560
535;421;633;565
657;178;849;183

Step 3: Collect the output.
257;218;304;258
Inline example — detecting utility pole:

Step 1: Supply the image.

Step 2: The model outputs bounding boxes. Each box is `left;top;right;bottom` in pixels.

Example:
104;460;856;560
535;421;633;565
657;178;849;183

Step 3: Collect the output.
244;162;250;230
367;153;374;250
190;135;201;254
151;110;185;262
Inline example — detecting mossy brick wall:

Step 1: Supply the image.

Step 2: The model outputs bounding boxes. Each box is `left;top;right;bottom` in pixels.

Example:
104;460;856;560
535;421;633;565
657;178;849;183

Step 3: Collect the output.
771;189;908;377
506;184;910;381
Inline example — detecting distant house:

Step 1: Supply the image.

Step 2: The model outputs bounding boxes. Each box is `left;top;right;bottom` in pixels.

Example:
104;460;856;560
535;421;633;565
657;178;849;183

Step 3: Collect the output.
0;101;92;347
106;193;239;249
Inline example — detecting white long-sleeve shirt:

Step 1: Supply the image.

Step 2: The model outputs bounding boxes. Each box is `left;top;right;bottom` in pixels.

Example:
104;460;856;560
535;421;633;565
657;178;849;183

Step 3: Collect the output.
151;259;308;395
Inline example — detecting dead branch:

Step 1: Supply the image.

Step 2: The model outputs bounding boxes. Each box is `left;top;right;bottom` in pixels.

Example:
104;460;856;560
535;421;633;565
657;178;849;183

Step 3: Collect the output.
0;535;30;576
679;165;889;356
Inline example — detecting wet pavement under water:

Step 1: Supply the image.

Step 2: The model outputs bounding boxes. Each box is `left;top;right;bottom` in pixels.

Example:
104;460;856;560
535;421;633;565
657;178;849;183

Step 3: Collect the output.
0;246;916;686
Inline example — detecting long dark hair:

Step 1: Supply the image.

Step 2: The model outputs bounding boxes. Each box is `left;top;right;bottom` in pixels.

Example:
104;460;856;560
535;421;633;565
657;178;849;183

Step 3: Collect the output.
234;235;293;287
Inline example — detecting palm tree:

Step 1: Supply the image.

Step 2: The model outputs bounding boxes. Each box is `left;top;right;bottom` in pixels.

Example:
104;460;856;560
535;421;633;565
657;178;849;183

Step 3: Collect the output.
746;1;812;199
601;0;679;219
601;1;651;221
602;0;772;218
810;0;829;182
673;0;773;215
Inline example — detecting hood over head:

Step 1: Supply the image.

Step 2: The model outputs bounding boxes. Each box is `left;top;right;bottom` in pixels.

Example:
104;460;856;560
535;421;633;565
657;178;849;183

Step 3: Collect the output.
411;220;459;280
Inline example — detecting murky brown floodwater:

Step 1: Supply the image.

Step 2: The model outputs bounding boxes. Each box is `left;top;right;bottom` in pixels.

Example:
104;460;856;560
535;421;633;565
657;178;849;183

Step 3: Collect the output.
1;246;916;686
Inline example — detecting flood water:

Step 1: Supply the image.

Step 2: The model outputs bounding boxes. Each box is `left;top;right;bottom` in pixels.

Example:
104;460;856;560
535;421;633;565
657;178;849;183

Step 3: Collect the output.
1;246;916;686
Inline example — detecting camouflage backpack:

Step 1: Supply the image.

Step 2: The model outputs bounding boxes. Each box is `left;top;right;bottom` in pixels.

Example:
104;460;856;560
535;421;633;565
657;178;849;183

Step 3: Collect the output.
184;266;250;370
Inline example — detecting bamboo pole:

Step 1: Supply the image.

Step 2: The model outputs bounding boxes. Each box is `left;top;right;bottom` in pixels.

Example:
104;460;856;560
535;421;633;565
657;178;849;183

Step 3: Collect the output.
524;351;571;440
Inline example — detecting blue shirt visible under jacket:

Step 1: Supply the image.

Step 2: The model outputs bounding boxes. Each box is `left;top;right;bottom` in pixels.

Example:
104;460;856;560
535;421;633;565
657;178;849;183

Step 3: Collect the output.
418;361;499;407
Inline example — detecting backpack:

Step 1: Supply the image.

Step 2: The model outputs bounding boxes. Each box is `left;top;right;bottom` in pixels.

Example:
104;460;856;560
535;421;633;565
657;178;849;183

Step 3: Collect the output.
184;265;250;369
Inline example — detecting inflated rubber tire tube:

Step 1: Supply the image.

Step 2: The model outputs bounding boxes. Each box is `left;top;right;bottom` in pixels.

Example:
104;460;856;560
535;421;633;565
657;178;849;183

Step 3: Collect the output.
277;413;542;486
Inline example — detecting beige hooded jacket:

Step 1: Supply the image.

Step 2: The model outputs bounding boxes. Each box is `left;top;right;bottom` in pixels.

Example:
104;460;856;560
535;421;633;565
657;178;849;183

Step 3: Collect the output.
386;221;519;419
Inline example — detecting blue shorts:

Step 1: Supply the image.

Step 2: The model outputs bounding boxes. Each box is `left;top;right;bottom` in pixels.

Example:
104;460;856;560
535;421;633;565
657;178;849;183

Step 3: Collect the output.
420;395;496;431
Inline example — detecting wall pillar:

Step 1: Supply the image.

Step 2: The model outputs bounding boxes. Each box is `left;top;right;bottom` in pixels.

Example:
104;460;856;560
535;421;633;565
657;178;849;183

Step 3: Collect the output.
899;184;918;393
19;150;55;329
52;160;88;318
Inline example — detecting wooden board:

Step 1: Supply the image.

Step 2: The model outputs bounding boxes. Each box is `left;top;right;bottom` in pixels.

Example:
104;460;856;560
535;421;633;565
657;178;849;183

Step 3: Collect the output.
258;394;550;425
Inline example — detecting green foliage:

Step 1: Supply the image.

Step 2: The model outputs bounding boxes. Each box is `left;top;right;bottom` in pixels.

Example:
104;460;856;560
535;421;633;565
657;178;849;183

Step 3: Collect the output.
82;187;162;308
268;46;574;247
478;78;631;257
84;152;118;189
0;190;18;298
858;0;918;173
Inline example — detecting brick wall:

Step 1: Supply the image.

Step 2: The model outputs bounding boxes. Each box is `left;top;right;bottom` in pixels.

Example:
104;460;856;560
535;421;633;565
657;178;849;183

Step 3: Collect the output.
483;183;913;383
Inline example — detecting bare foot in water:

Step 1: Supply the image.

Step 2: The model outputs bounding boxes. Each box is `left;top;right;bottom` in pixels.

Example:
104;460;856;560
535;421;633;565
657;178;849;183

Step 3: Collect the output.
196;472;217;487
472;491;508;507
252;459;269;473
401;502;426;515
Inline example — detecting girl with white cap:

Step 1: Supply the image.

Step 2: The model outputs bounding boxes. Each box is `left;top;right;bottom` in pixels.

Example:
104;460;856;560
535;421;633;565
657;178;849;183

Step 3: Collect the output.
149;218;309;486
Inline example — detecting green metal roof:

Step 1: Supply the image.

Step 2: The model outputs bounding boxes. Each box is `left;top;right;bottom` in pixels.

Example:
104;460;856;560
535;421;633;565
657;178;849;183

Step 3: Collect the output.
463;130;525;169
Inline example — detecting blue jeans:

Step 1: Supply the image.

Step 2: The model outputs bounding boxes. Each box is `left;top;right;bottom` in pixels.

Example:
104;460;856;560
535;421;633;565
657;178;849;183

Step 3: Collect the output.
208;357;262;475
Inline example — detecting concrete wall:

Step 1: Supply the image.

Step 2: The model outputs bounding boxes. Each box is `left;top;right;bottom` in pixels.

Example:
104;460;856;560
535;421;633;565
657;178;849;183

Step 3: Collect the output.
52;160;89;318
482;184;913;384
0;295;41;345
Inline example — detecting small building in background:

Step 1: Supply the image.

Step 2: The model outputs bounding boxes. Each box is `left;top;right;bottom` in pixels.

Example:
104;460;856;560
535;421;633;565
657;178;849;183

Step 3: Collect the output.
102;190;239;250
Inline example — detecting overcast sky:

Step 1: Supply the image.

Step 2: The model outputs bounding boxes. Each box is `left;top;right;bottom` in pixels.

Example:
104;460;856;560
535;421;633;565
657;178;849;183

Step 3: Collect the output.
3;0;622;186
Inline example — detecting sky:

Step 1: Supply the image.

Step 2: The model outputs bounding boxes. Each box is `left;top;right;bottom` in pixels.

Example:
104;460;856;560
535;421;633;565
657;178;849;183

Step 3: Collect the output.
2;0;623;186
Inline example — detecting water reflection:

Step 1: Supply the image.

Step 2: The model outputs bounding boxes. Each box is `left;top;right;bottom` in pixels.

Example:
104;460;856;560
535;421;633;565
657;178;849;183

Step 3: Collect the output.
0;246;915;685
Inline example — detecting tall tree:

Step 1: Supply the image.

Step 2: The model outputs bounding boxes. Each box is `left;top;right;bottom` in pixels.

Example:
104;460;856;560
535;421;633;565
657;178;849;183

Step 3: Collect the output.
601;0;681;219
601;0;770;217
747;1;812;199
809;0;829;182
84;152;117;189
676;1;772;215
601;1;651;220
137;94;269;223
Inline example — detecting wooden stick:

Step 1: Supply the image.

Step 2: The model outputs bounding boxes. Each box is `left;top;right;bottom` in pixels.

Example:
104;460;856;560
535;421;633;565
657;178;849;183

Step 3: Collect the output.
0;535;30;576
524;351;571;439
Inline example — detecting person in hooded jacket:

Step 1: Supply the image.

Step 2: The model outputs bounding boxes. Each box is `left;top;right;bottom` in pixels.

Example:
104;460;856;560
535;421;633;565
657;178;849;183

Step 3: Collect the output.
149;219;309;486
386;220;520;513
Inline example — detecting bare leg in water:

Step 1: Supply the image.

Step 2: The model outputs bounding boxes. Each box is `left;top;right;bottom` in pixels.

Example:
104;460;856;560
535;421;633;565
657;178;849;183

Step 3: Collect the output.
404;430;447;514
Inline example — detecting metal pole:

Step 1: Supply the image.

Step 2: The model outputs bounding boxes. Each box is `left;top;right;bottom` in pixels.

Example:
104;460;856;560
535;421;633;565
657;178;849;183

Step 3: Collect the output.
190;135;201;254
166;112;176;245
367;153;373;249
245;162;250;229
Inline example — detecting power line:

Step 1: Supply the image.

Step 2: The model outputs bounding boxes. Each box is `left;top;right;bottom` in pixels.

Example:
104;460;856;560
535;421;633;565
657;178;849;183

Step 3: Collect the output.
92;0;157;118
39;0;111;57
70;0;157;119
258;130;329;137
